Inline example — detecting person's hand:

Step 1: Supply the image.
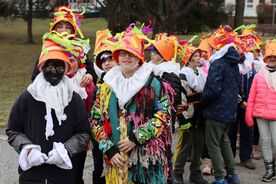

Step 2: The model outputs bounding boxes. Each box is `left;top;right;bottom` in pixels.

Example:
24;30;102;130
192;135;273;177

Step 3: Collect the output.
118;137;136;153
80;73;93;87
240;101;247;109
27;148;48;167
110;153;126;169
19;144;48;171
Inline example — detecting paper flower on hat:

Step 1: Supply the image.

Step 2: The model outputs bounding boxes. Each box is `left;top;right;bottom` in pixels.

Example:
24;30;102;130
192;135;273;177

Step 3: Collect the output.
112;23;153;62
208;25;245;51
264;39;276;62
152;33;178;62
50;6;85;38
42;31;88;74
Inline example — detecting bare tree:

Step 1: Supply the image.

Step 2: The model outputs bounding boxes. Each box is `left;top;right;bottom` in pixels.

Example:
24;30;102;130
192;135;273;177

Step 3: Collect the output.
234;0;245;27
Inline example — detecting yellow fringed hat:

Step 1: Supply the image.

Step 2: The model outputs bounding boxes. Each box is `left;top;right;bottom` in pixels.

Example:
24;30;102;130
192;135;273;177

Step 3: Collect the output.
152;33;177;61
264;40;276;61
94;29;115;68
50;6;84;38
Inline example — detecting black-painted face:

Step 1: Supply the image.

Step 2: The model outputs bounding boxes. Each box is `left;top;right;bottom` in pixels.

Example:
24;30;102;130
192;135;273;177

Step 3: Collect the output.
42;60;66;86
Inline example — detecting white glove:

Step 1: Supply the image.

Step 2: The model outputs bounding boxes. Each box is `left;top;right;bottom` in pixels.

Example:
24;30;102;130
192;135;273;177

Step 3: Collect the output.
46;142;72;169
19;145;48;171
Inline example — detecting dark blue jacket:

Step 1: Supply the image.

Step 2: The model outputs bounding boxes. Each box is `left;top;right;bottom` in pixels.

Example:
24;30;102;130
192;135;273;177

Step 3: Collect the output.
201;46;244;123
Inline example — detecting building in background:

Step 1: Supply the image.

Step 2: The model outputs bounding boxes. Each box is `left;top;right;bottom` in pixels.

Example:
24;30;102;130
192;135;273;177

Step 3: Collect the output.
225;0;273;17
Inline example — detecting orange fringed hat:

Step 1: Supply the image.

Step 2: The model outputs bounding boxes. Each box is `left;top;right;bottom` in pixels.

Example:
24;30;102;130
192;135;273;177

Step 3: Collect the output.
152;33;177;61
208;25;244;51
178;39;200;65
112;23;152;63
38;40;72;74
198;37;211;60
50;6;84;38
264;40;276;61
94;29;115;68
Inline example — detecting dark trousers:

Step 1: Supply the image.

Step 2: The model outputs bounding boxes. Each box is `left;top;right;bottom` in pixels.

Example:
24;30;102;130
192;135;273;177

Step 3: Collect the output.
91;138;105;184
228;108;253;161
174;127;204;174
72;151;87;184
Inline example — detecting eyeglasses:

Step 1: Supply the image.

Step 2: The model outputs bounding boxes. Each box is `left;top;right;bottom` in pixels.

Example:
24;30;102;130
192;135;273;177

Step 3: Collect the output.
45;65;65;73
118;50;136;58
151;49;159;55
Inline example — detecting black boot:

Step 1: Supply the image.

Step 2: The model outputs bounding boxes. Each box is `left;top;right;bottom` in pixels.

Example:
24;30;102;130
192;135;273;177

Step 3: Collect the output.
172;172;184;184
262;161;276;182
189;171;208;184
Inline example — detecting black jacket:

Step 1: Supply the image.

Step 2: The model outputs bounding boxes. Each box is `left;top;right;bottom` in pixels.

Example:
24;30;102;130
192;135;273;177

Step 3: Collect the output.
6;91;91;184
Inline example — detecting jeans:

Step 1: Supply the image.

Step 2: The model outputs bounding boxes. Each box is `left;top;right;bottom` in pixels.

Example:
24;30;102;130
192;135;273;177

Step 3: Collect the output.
256;118;276;161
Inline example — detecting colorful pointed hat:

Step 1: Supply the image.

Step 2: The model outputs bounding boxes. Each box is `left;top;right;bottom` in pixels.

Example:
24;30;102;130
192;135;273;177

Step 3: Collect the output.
112;23;153;63
208;25;244;51
198;36;211;60
240;36;260;52
152;33;178;61
177;38;200;65
41;31;88;74
38;39;72;74
94;29;116;68
264;40;276;61
50;6;84;38
236;24;263;46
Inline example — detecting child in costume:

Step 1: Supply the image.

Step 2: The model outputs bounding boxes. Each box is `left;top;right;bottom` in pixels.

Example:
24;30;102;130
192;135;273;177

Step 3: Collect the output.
90;29;118;184
201;25;244;184
6;36;91;184
245;40;276;182
90;24;172;184
149;33;181;183
172;40;208;184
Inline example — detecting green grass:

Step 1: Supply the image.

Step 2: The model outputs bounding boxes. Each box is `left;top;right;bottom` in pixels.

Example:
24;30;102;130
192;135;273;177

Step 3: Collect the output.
0;17;107;127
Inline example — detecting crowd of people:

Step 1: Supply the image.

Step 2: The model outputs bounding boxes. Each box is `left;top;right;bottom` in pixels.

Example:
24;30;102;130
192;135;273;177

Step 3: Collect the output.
5;5;276;184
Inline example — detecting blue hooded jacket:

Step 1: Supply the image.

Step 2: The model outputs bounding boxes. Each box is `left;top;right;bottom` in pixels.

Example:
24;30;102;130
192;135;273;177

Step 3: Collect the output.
201;46;244;123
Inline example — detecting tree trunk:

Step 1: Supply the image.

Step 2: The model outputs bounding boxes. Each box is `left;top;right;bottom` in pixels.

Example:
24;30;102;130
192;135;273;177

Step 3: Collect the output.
234;0;245;27
27;0;34;43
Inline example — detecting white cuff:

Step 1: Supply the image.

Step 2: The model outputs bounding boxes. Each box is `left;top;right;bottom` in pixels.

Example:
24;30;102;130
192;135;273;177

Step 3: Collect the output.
53;142;72;169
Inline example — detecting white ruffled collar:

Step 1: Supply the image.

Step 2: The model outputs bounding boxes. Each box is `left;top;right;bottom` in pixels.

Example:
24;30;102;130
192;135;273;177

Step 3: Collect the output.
103;63;155;109
151;60;180;77
27;73;75;140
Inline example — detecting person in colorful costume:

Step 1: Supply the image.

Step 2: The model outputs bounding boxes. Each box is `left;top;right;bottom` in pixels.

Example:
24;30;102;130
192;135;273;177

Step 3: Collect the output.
90;24;172;184
90;29;117;184
201;25;245;184
172;39;208;184
6;36;91;184
245;39;276;182
149;33;181;183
